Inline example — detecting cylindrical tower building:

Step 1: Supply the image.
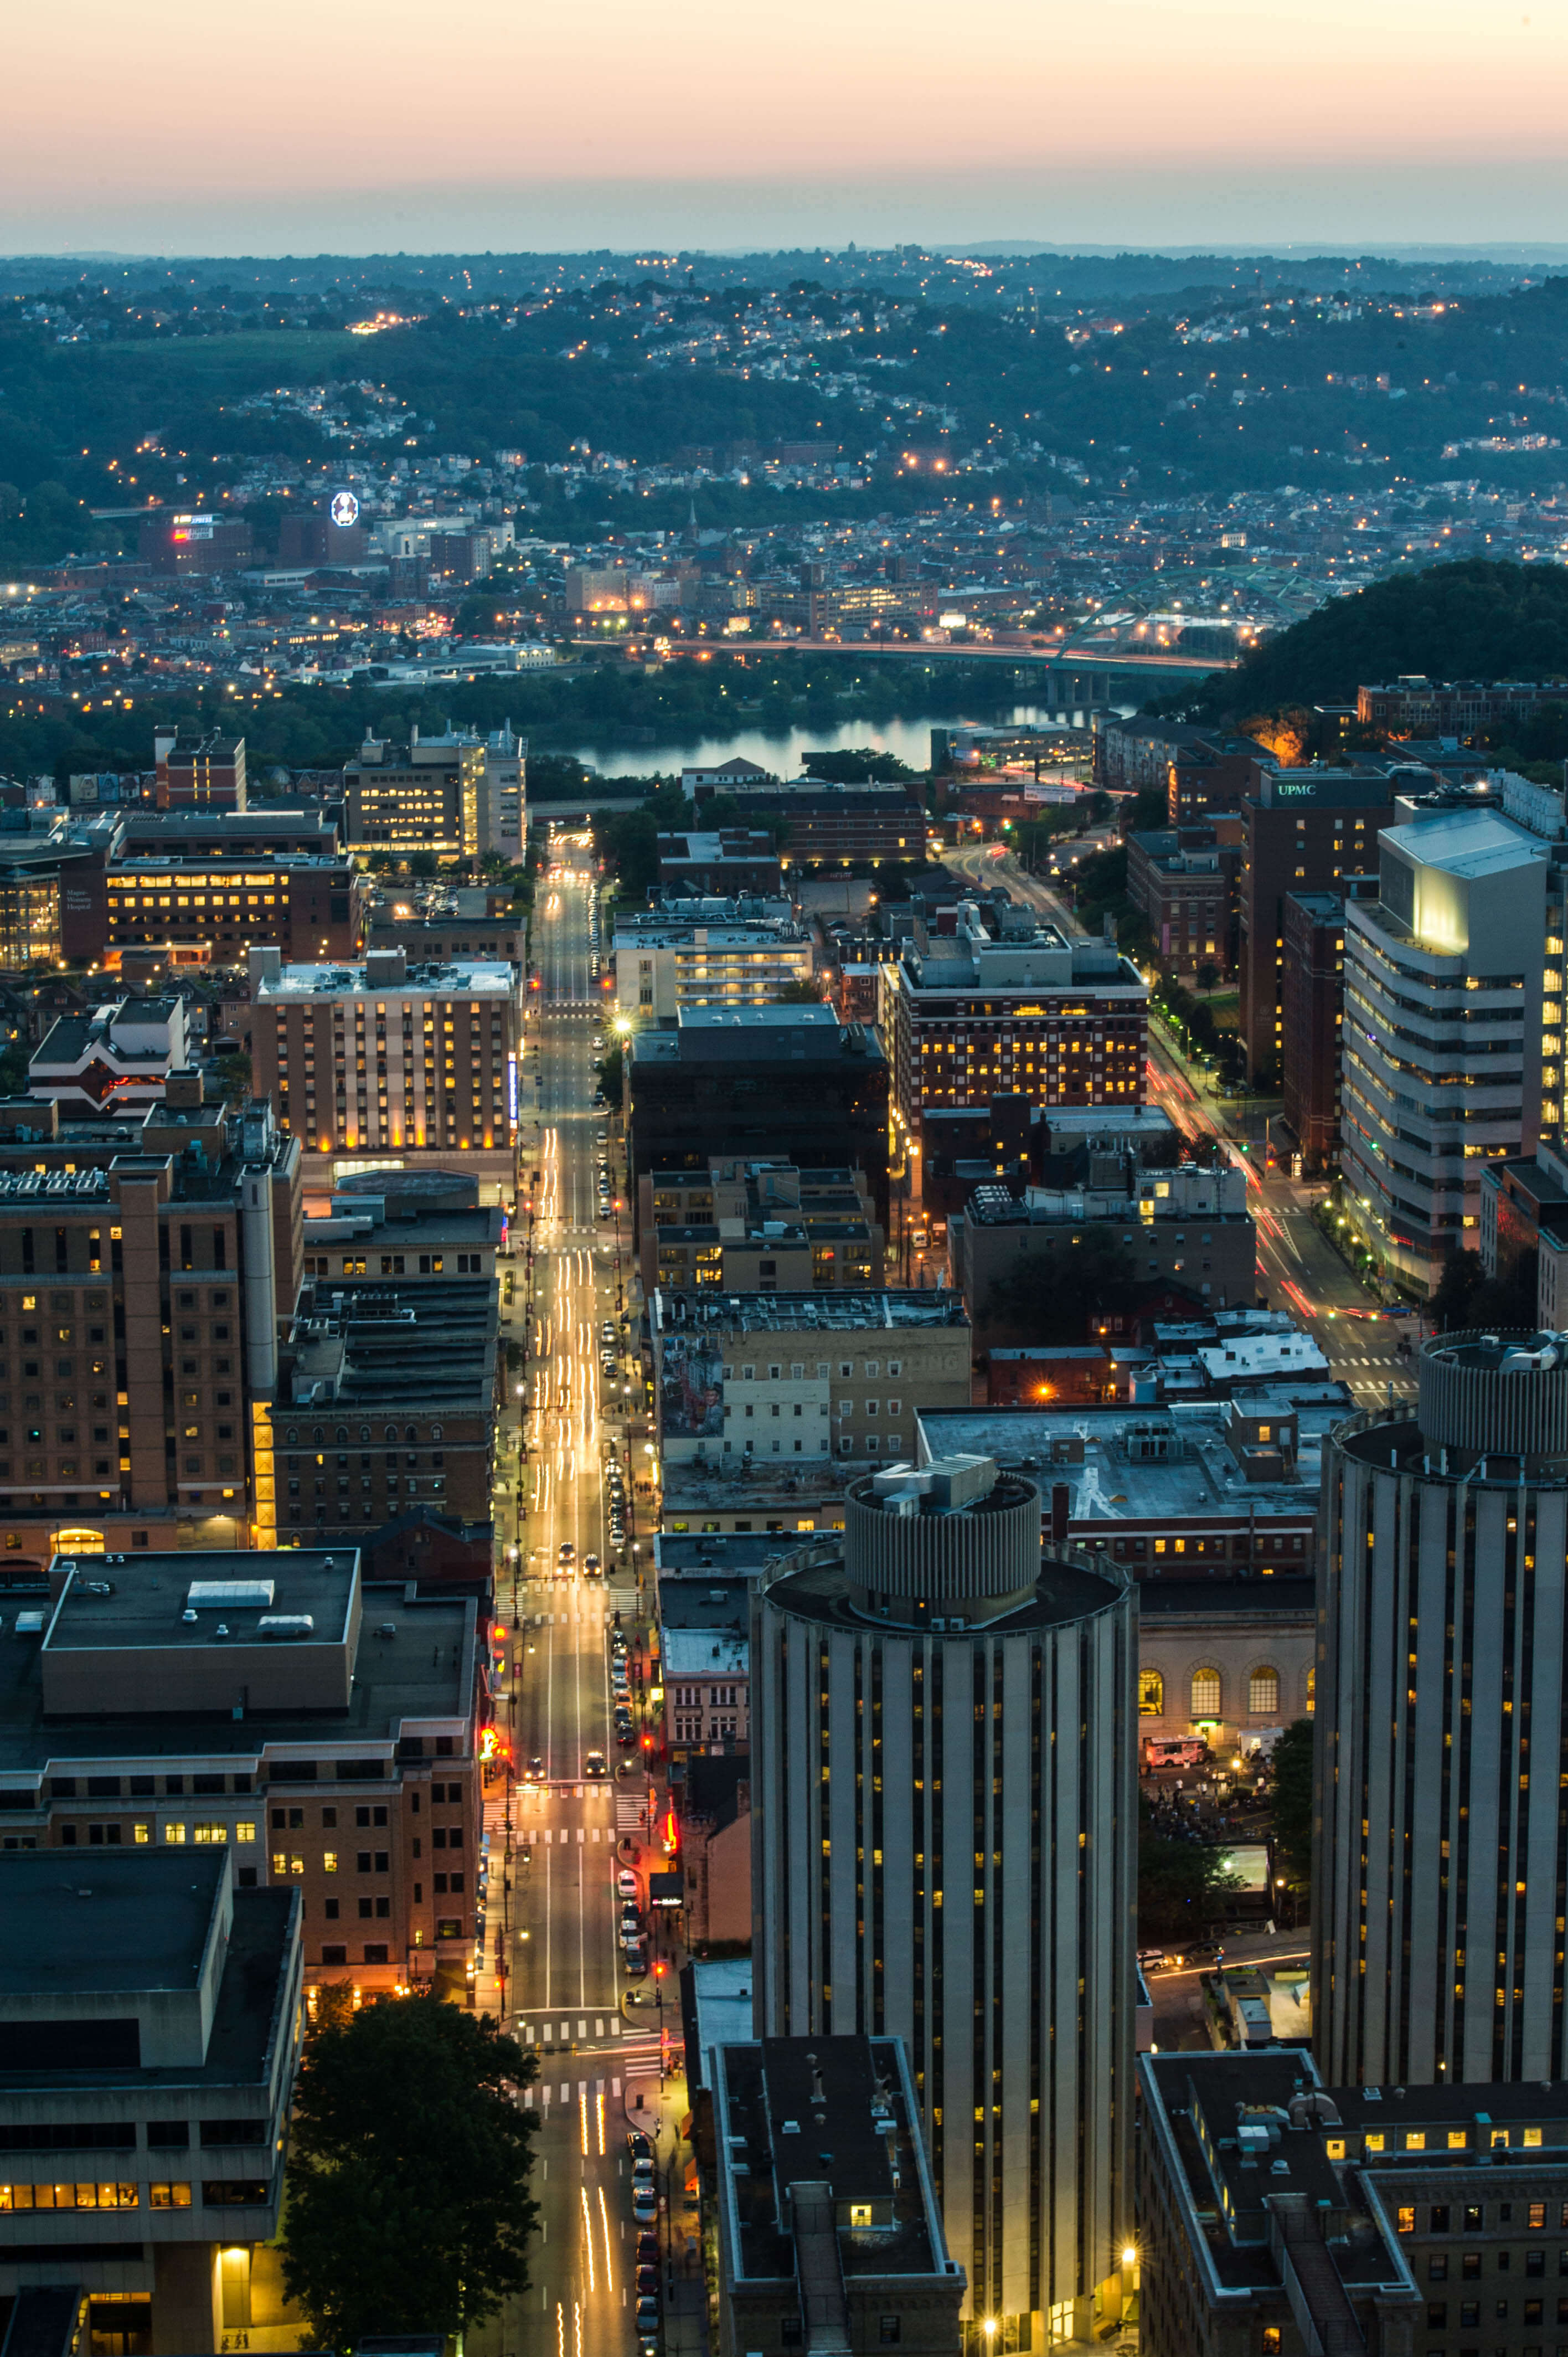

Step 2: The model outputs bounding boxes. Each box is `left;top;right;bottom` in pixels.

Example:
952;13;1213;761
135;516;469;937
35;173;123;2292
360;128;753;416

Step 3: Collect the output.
1316;1328;1568;2087
751;1455;1138;2345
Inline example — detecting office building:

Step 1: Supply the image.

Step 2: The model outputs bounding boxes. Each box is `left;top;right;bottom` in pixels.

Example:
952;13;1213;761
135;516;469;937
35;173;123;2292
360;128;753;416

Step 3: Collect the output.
366;886;525;970
752;1455;1137;2343
639;1157;883;1298
947;1164;1254;1348
1237;765;1395;1082
342;734;483;863
652;1288;971;1473
1340;804;1550;1296
153;732;247;811
628;1007;889;1228
672;1756;752;1946
250;949;519;1172
253;1272;499;1544
76;855;365;969
710;2036;964;2357
1314;1329;1568;2086
138;518;252;581
0;1546;483;2004
656;832;784;896
883;910;1148;1171
0;1847;301;2355
1140;2047;1568;2357
1123;824;1240;976
614;908;813;1022
1167;734;1271;825
1277;889;1345;1175
1480;1140;1568;1325
0;1089;300;1562
689;786;924;868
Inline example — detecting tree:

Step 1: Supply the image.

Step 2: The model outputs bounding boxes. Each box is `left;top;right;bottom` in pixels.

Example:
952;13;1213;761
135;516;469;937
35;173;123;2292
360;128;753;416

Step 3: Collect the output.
1428;1246;1537;1333
983;1229;1139;1346
1137;1794;1243;1945
1268;1717;1314;1901
773;977;824;1005
279;1989;539;2351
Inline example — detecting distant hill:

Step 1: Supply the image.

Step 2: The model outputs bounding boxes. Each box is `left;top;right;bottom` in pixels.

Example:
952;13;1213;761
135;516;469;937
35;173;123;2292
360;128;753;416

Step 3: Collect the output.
1190;559;1568;721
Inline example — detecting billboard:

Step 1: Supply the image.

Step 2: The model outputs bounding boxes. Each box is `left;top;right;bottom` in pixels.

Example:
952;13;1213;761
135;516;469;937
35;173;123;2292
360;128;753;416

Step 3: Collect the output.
659;1332;724;1442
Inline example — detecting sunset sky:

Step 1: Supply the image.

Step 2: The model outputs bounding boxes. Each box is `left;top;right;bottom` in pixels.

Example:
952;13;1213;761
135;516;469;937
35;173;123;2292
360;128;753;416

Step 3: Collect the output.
8;0;1566;255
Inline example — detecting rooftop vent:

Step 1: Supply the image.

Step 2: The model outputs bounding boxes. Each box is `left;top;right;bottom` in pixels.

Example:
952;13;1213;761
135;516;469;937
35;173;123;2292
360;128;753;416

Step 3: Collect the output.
258;1614;316;1640
187;1579;275;1610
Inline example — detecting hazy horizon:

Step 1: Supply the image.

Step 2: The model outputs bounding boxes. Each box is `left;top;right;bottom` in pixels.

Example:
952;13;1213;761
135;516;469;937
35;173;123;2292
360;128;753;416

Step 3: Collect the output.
6;0;1566;260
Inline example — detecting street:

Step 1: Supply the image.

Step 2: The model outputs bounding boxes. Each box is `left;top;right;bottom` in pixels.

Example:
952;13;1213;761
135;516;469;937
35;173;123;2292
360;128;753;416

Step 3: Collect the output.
474;841;699;2357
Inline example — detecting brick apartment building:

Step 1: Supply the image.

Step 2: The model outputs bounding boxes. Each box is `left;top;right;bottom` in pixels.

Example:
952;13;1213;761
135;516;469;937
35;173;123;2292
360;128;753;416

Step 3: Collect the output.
1125;825;1241;975
250;949;519;1169
884;912;1149;1162
0;1089;301;1567
1279;889;1347;1173
252;1273;500;1546
1237;767;1394;1080
154;730;247;809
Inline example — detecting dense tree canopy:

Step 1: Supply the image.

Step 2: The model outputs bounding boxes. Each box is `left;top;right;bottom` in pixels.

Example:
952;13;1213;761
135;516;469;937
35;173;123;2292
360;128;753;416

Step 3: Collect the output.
279;1991;539;2352
1190;559;1568;724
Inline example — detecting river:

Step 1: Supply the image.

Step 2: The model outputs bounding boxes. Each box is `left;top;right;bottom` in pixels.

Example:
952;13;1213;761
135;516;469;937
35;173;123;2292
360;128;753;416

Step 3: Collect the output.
561;703;1135;780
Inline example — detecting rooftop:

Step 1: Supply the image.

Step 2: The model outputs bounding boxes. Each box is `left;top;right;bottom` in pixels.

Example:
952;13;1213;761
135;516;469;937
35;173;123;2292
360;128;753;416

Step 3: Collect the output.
653;1288;967;1336
0;1846;226;2000
716;2036;953;2288
255;961;513;1001
284;1277;498;1409
915;1394;1345;1524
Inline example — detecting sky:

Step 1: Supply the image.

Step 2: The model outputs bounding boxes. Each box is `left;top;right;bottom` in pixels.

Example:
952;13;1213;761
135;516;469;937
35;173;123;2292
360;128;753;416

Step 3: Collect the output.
6;0;1567;256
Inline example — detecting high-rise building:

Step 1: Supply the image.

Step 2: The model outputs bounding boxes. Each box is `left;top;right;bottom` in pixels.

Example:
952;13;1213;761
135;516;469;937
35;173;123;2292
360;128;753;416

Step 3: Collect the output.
1339;804;1550;1296
153;730;247;810
751;1454;1137;2345
628;1007;889;1229
1314;1329;1568;2086
249;949;519;1171
342;733;483;862
1236;766;1395;1082
0;1089;300;1563
1277;888;1346;1175
883;912;1148;1172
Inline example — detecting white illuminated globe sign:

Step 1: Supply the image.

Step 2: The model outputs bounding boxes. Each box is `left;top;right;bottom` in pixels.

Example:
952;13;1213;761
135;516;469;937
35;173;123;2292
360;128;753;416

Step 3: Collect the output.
329;491;360;529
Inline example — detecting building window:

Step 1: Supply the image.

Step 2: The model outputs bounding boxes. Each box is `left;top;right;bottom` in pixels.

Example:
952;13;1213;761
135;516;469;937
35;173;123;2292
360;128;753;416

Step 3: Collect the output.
1249;1668;1280;1716
1138;1670;1164;1716
1190;1668;1221;1719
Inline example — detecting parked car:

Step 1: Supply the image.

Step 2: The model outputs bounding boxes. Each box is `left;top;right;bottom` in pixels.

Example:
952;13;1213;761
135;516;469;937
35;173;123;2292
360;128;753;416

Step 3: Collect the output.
618;1869;639;1898
636;2268;659;2297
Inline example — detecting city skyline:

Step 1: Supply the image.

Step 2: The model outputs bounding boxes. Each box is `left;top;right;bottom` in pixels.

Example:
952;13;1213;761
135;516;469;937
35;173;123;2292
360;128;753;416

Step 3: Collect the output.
5;0;1565;255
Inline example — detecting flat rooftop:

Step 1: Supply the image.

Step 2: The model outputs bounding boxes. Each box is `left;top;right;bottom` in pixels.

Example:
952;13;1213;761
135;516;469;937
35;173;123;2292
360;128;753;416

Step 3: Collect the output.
256;961;513;1001
0;1846;225;1999
44;1550;356;1656
0;1579;475;1776
915;1398;1344;1523
654;1289;967;1336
